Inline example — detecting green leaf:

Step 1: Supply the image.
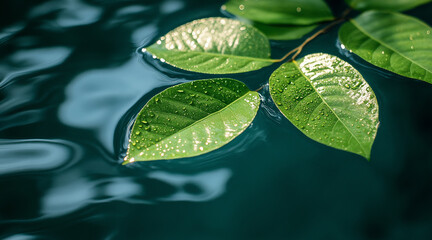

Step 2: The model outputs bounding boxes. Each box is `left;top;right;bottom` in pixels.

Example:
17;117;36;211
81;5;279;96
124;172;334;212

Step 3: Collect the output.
269;53;379;160
339;11;432;84
253;22;318;41
145;17;274;74
123;78;260;163
344;0;431;11
223;0;334;25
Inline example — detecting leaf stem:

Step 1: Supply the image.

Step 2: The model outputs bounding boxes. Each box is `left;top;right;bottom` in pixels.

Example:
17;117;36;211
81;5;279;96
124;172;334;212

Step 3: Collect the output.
275;8;351;62
289;18;344;61
254;85;264;92
256;9;352;92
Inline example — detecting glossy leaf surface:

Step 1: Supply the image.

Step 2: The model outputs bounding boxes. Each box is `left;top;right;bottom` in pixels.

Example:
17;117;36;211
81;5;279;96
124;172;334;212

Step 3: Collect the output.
145;17;273;74
253;22;318;40
223;0;334;25
124;78;260;163
269;53;379;159
344;0;431;11
339;11;432;84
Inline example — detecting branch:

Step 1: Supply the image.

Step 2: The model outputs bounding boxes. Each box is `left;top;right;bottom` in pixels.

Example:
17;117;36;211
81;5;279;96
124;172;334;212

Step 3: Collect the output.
274;8;352;63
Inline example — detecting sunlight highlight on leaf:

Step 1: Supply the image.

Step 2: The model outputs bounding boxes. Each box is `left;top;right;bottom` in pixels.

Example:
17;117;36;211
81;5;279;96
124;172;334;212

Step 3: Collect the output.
145;17;273;74
269;53;379;159
124;78;260;163
339;11;432;84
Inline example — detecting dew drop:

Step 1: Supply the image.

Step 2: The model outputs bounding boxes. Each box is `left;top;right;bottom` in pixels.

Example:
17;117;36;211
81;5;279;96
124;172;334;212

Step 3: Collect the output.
239;4;244;10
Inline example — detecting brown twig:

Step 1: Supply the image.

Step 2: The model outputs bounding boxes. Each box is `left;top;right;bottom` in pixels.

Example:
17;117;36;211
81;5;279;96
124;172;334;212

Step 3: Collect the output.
255;9;352;92
271;46;301;63
274;8;352;63
289;18;345;61
254;85;264;92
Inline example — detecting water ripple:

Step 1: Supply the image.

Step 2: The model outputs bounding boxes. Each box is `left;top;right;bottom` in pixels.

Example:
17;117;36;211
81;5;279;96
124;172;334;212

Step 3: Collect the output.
0;46;72;88
29;0;102;28
0;139;81;176
0;22;25;45
58;58;168;153
40;168;231;217
147;168;231;202
3;234;38;240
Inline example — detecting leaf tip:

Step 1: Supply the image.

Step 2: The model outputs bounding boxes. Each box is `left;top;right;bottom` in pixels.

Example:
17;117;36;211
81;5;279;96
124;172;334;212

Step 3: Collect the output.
361;151;372;162
122;156;135;165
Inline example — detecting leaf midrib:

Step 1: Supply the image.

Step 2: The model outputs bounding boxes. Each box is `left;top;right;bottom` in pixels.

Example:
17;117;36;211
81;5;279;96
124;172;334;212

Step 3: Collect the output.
349;18;432;75
147;46;275;63
293;60;368;157
132;91;253;161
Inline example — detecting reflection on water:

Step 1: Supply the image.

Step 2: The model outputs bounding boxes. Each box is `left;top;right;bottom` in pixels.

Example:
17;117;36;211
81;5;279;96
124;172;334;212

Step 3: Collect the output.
29;0;102;27
58;58;172;153
42;168;231;216
148;168;231;201
0;23;24;45
132;24;158;46
42;176;142;216
160;0;185;14
3;234;37;240
1;47;72;88
0;139;80;176
259;84;284;125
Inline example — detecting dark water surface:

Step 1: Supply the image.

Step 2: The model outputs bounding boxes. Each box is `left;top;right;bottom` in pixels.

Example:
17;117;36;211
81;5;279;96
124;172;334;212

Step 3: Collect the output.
1;0;432;239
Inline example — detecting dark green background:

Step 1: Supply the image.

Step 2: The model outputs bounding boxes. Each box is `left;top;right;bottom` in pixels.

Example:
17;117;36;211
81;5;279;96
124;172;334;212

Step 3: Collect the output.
0;0;431;239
